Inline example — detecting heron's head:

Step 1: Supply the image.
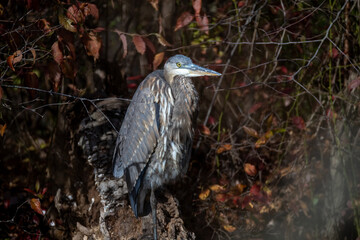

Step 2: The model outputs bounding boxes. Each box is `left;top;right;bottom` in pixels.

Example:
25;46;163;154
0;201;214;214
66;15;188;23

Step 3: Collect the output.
164;55;221;83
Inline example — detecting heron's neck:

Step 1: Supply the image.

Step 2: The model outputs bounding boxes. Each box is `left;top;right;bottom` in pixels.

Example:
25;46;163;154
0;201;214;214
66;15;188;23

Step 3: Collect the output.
164;70;175;86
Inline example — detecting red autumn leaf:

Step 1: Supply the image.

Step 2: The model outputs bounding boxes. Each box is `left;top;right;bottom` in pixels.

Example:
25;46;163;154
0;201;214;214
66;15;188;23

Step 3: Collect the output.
244;163;257;176
238;1;245;7
82;3;99;21
195;14;209;34
292;116;305;130
82;31;102;61
51;41;63;65
280;66;288;74
192;0;202;15
57;29;76;60
249;102;262;114
7;50;22;71
133;35;146;55
250;184;260;196
208;116;216;125
174;12;194;31
29;198;44;215
153;52;164;70
331;47;339;59
347;77;360;92
143;37;156;54
114;30;128;58
241;195;251;209
67;5;83;23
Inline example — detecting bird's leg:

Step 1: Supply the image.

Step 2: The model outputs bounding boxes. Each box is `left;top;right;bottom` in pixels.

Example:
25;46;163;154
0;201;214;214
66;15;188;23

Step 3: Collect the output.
150;188;157;240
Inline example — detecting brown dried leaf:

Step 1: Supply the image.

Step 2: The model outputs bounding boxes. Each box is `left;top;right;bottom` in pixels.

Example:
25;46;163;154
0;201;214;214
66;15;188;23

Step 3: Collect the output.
155;34;172;47
209;184;225;192
243;126;259;138
0;123;6;137
147;0;158;11
82;3;99;21
199;188;210;200
143;37;155;54
214;193;227;202
51;41;63;65
120;34;127;58
192;0;202;15
29;48;36;64
38;19;52;35
236;183;246;193
200;125;210;135
223;225;236;233
292;116;305;130
13;50;22;64
153;52;164;70
255;135;266;148
7;55;14;71
133;35;146;55
174;12;194;31
216;144;232;154
24;72;39;99
82;31;102;61
29;198;44;215
244;163;257;176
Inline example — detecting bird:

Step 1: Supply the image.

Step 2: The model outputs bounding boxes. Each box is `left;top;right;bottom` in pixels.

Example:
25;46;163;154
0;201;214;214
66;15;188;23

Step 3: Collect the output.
112;54;221;239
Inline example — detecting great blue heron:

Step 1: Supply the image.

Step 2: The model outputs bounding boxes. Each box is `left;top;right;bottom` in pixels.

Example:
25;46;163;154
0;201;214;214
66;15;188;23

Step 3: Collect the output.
112;54;221;239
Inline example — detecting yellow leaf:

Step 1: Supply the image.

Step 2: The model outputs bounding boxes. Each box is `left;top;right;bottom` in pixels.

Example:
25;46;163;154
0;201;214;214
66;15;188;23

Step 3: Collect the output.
223;225;236;232
199;188;210;200
255;135;266;148
0;123;6;137
236;183;246;193
209;184;225;192
153;52;164;70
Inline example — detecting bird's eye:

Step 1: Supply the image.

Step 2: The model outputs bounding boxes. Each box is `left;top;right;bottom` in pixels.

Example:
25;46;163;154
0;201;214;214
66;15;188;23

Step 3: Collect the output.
176;62;181;68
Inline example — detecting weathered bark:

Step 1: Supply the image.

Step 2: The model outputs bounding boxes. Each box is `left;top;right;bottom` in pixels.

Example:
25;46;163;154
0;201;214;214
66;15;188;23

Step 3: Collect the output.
75;98;195;239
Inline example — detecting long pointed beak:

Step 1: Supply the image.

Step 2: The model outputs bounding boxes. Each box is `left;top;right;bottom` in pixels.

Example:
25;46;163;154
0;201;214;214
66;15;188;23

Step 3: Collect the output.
185;63;221;77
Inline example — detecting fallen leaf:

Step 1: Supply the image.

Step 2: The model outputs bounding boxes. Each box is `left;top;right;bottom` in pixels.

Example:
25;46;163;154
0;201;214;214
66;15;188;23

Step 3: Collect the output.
153;52;164;70
209;184;225;192
29;198;44;215
223;224;236;233
7;55;15;71
243;126;259;138
236;183;246;193
0;123;6;136
199;188;210;200
133;35;146;55
199;125;210;135
216;144;232;154
255;135;266;148
244;163;257;176
214;193;227;202
174;12;194;31
249;102;262;114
